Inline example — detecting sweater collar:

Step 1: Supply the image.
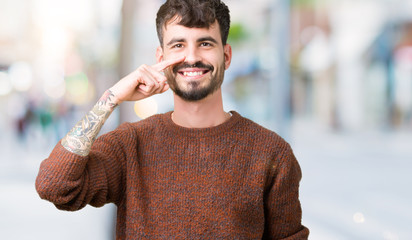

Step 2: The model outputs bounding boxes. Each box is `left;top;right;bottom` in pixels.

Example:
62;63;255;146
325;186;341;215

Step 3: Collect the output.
160;111;241;138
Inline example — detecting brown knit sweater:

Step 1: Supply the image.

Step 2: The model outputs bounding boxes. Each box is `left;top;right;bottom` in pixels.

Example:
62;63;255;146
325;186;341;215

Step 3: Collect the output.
36;111;309;239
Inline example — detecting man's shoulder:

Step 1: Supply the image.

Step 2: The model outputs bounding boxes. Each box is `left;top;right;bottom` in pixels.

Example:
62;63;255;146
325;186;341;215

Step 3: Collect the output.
237;113;285;142
232;114;292;154
231;113;294;162
125;112;167;132
102;113;167;143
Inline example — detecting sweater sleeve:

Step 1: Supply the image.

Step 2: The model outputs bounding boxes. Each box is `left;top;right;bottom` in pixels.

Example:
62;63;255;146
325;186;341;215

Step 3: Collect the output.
35;123;132;211
263;143;309;239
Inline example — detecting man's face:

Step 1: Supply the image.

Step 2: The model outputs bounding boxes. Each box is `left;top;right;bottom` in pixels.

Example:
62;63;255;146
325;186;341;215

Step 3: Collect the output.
157;19;232;101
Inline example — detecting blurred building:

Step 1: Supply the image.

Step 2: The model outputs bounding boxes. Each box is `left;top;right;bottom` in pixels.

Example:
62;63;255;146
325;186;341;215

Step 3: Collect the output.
365;21;412;129
290;0;412;131
2;0;412;135
0;0;122;141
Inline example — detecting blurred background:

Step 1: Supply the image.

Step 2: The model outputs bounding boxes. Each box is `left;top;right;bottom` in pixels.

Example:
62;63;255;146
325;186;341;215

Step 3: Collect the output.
1;0;411;239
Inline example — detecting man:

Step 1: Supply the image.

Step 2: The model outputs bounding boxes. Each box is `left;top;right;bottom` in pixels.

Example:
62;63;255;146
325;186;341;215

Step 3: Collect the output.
36;0;309;239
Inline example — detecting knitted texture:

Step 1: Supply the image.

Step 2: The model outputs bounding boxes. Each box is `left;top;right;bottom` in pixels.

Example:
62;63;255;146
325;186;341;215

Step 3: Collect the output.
36;111;309;239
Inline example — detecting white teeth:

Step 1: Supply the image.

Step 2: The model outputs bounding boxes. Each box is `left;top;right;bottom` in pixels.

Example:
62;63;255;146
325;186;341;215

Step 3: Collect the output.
183;71;203;77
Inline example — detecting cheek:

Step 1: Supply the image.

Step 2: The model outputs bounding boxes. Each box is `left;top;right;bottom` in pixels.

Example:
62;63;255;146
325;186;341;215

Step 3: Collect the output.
163;50;185;60
214;55;226;71
164;67;175;79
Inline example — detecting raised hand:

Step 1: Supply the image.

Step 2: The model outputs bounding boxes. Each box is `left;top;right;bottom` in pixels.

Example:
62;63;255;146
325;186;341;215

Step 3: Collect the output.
109;56;185;104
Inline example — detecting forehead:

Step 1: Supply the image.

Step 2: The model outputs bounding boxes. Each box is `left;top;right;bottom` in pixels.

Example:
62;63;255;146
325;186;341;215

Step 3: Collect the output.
162;19;222;44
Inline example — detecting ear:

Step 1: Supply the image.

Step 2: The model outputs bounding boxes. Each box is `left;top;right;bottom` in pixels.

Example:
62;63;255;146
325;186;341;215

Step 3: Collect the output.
224;44;232;70
156;46;164;63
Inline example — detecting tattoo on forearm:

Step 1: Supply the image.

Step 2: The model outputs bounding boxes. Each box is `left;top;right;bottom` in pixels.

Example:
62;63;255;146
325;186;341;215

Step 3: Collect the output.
62;90;118;156
98;89;118;109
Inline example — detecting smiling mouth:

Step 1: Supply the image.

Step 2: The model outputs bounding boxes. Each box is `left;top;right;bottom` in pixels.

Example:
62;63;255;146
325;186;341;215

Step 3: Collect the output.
179;70;210;77
174;62;214;78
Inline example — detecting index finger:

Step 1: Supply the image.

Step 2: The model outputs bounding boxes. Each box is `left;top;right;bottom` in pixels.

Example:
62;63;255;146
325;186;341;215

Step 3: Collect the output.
153;56;185;72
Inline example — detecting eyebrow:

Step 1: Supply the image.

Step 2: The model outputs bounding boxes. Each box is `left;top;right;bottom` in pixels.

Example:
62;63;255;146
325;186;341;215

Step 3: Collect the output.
166;36;219;47
166;38;185;47
198;37;218;44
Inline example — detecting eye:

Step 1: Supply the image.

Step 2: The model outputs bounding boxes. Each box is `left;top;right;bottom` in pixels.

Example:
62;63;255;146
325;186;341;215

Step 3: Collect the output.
172;44;183;49
200;42;213;47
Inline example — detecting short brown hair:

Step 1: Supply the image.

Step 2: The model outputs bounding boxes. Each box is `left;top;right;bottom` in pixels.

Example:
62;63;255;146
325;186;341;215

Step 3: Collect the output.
156;0;231;46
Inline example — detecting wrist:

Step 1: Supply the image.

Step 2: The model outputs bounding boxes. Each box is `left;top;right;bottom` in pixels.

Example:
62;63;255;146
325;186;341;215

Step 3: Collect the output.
98;89;119;110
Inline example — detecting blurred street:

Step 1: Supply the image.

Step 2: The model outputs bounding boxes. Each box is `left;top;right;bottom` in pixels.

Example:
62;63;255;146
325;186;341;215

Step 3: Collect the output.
292;120;412;240
1;119;411;240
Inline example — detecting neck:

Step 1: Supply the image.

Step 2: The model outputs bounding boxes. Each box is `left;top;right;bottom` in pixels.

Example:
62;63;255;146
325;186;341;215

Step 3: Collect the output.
172;89;230;128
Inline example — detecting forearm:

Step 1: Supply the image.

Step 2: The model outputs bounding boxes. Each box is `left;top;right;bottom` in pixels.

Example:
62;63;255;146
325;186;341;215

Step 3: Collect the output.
61;90;118;156
60;57;179;156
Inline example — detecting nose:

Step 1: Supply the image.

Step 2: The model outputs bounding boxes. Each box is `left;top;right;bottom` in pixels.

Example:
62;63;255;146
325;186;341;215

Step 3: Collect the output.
184;44;202;65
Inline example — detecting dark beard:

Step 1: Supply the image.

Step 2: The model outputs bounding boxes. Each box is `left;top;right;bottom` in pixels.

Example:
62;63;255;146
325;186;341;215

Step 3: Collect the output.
173;81;215;101
165;61;225;102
